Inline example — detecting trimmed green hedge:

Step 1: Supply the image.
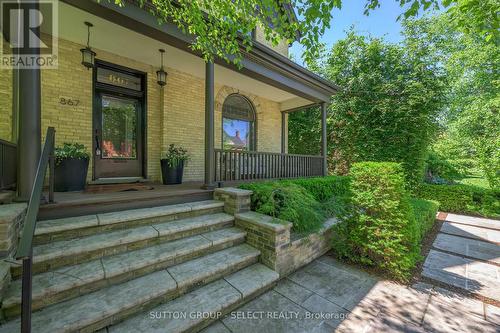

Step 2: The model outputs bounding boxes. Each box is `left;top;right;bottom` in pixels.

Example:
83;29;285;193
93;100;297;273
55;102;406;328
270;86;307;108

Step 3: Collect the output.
410;198;439;239
414;184;499;218
239;176;350;233
332;162;420;281
282;176;351;202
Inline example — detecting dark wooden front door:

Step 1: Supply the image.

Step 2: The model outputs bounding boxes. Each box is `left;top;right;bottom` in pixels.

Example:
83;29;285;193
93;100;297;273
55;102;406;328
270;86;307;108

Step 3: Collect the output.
93;62;145;180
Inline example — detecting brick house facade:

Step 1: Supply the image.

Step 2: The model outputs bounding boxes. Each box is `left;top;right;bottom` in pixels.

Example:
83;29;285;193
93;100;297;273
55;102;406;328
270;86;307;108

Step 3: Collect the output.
1;0;337;192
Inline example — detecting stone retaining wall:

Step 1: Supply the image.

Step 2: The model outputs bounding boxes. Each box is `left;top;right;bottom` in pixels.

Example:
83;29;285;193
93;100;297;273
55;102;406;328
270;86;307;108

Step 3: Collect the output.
214;187;338;277
236;212;337;276
0;203;27;258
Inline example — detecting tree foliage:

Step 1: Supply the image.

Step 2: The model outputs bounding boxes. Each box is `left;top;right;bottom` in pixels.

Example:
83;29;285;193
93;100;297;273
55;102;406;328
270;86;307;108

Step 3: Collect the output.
311;29;446;187
288;107;321;155
108;0;498;66
405;14;500;188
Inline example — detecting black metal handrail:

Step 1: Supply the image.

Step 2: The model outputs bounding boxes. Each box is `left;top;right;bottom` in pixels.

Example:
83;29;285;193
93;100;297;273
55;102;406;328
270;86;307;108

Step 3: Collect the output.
214;148;324;182
16;127;55;333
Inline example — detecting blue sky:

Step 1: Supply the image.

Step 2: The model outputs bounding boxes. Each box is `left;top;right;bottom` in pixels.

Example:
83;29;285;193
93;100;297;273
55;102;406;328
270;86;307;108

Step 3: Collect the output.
290;1;412;65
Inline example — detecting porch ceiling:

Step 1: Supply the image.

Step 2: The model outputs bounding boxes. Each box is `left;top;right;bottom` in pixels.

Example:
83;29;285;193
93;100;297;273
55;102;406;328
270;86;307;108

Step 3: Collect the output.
56;2;314;110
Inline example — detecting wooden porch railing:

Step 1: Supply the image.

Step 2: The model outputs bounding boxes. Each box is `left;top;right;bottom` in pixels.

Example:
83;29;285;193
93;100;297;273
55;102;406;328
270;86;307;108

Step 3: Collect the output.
0;139;17;190
214;149;324;182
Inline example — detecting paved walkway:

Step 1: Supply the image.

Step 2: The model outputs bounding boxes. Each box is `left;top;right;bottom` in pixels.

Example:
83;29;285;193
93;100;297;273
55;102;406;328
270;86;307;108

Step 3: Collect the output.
202;213;500;333
422;213;500;302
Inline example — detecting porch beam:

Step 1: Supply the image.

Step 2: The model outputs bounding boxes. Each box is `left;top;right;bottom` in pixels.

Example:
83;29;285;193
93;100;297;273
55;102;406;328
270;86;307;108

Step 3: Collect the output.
62;0;334;102
321;102;328;176
203;61;216;189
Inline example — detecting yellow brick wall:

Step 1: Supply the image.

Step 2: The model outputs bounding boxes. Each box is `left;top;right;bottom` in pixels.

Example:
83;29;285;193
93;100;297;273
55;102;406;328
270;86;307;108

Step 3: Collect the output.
7;36;285;184
162;77;283;182
163;68;206;182
0;35;13;142
254;25;289;57
40;37;162;182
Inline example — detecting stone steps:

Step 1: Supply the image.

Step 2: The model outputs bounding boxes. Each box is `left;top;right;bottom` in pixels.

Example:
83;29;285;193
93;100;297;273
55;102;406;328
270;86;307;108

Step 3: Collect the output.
2;227;246;319
34;200;224;244
12;212;234;278
422;249;500;303
107;264;279;333
0;244;261;333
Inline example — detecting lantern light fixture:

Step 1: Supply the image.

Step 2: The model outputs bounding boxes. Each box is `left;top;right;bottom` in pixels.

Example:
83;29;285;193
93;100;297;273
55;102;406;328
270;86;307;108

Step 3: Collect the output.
156;48;167;86
80;21;96;69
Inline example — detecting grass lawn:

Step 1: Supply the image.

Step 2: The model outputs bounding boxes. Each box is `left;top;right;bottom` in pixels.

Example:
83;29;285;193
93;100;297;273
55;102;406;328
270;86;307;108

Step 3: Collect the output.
457;175;491;189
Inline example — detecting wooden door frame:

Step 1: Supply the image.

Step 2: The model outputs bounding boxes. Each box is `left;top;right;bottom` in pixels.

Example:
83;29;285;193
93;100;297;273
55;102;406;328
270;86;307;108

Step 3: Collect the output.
92;60;148;180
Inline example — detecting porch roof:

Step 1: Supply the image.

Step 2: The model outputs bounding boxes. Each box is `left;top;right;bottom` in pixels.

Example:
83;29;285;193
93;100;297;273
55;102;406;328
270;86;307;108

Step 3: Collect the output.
61;0;338;105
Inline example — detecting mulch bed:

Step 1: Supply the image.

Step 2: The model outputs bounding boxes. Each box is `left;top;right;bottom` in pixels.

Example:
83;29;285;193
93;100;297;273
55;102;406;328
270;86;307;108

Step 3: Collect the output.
409;217;443;284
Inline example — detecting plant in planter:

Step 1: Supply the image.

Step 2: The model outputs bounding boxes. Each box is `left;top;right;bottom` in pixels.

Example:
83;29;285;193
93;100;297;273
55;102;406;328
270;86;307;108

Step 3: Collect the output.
54;143;90;192
161;144;189;185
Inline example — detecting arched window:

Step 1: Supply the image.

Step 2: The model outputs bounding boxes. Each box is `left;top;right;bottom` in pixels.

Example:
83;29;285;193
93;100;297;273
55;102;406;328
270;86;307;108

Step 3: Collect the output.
222;94;256;151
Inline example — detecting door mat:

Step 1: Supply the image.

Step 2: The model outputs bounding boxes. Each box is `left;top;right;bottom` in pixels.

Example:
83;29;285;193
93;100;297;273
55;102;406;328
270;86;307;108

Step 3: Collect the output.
84;183;154;194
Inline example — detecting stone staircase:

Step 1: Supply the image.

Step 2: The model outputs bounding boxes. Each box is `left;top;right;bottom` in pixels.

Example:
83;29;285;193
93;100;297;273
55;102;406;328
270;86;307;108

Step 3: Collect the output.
0;199;279;333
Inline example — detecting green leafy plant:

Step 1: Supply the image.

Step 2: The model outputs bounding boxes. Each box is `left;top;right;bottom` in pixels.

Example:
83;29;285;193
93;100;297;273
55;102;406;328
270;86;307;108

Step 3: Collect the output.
293;30;446;187
425;151;463;183
332;162;420;281
54;143;90;165
108;1;496;66
410;198;439;240
404;14;499;189
162;144;189;168
415;183;500;218
283;176;351;202
239;182;325;234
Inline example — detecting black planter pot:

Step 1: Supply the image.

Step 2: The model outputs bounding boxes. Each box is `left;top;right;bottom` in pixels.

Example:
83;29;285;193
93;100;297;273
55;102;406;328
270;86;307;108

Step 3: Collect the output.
54;157;89;192
161;160;184;185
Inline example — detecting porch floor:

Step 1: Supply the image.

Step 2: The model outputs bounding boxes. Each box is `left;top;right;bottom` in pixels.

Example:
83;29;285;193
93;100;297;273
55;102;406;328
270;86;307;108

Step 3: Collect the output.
38;182;213;220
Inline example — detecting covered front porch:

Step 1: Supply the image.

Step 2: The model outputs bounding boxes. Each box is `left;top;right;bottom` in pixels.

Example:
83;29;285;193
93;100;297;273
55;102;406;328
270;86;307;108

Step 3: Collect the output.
1;0;336;201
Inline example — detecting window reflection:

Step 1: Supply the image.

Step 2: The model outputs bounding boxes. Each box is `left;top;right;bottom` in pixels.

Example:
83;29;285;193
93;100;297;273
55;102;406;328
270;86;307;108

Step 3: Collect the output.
222;94;256;151
102;96;138;159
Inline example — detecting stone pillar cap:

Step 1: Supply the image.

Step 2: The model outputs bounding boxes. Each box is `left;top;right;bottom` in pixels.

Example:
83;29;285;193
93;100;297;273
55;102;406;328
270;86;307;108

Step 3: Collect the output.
214;187;253;196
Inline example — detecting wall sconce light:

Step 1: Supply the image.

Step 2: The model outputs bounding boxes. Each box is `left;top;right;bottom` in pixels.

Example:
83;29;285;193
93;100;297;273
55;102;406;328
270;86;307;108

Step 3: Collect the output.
156;49;167;86
80;21;96;69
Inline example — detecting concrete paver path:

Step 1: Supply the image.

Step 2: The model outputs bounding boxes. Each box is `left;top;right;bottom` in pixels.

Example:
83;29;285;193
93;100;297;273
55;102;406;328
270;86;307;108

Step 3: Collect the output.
202;213;500;333
203;255;499;332
422;213;500;302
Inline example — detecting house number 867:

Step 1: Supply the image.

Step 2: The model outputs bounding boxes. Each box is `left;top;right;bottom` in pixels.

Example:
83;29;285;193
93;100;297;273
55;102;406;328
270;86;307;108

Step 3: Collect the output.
59;97;80;106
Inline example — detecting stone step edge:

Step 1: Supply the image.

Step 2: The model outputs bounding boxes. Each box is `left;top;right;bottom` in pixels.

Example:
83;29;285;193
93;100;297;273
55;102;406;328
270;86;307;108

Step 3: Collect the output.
420;273;500;306
107;263;280;333
443;214;500;232
34;200;225;241
430;245;500;268
3;228;247;318
12;213;234;278
0;245;262;333
439;229;500;246
422;249;500;305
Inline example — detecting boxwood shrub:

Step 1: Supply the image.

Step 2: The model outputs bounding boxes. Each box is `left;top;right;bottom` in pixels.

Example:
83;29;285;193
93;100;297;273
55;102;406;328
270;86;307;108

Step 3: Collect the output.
410;198;439;239
283;176;351;201
332;162;420;281
414;184;499;218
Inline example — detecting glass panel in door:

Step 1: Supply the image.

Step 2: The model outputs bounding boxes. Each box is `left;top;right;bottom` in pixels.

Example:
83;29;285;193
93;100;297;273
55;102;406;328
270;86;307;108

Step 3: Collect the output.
101;96;138;159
